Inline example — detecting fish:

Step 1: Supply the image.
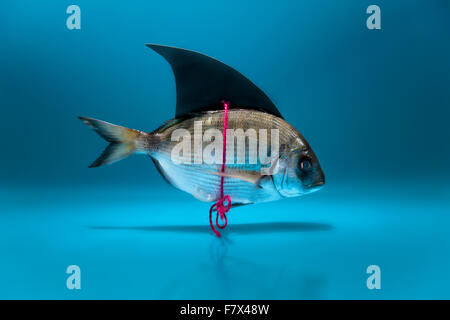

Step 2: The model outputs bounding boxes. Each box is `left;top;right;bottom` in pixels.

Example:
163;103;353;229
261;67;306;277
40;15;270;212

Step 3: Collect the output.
79;44;325;207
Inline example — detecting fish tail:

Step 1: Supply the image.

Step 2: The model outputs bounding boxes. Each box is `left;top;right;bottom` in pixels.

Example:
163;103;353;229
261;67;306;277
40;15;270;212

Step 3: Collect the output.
78;116;152;168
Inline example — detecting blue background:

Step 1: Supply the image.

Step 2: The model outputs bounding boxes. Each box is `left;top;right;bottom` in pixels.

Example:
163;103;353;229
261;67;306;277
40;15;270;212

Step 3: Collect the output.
1;0;449;299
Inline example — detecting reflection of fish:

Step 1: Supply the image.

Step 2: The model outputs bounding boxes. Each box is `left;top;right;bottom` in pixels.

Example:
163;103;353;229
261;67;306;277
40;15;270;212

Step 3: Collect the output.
79;44;324;206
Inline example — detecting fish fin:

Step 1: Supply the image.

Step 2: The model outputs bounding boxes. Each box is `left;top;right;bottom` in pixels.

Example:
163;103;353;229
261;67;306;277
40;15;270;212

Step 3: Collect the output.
207;169;264;187
211;202;253;211
146;44;283;119
79;116;148;167
150;157;177;188
88;143;135;168
231;202;253;209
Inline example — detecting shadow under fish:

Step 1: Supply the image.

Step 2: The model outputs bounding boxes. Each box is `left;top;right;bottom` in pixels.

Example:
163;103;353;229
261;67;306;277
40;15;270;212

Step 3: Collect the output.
90;222;334;236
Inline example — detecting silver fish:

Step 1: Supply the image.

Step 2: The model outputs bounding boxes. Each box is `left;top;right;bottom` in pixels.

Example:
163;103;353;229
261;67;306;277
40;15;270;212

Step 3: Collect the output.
79;44;325;206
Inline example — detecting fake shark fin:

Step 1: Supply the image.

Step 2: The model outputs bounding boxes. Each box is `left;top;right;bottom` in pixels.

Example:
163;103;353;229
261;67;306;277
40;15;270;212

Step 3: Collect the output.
146;44;283;119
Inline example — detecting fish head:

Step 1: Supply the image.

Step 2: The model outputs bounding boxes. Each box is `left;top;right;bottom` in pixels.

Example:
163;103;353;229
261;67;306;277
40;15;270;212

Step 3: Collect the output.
275;146;325;197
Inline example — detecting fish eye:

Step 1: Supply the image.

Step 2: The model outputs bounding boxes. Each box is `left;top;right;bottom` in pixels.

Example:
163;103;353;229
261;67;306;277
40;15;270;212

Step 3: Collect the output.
298;158;312;172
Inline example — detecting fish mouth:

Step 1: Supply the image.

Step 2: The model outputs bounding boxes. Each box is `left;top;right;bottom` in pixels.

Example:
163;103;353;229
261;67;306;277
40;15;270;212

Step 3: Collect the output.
305;180;325;192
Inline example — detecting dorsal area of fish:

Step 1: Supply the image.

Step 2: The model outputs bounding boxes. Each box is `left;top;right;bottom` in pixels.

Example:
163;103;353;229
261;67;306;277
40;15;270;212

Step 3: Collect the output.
153;109;307;153
145;109;308;204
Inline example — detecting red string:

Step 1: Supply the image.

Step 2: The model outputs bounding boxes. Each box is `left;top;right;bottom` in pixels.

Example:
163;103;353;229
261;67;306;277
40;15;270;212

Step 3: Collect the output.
209;101;232;237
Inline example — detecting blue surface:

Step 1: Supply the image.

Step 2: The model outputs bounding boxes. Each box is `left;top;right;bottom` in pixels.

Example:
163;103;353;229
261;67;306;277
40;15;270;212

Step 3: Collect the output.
1;0;449;299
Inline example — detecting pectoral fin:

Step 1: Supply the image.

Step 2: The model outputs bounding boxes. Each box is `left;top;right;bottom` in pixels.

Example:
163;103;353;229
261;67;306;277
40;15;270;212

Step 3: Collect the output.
207;169;264;187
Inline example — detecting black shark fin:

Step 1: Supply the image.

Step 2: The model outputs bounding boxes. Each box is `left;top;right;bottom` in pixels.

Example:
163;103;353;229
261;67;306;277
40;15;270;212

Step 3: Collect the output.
146;44;283;119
